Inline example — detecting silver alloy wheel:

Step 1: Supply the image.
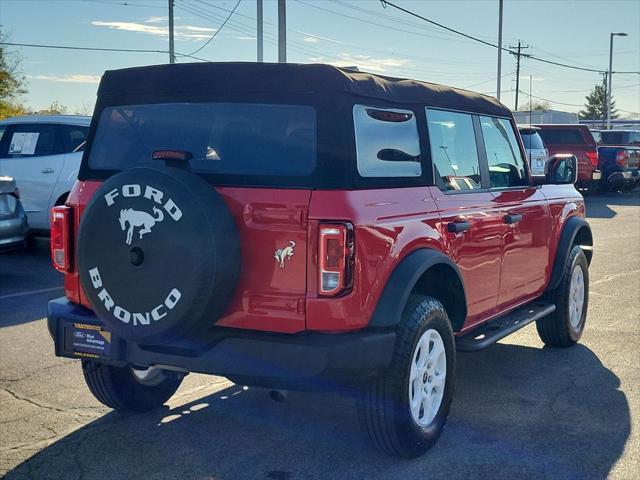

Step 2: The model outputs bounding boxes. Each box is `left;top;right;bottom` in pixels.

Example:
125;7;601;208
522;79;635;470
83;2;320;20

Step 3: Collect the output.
131;366;164;386
409;328;447;427
569;264;585;329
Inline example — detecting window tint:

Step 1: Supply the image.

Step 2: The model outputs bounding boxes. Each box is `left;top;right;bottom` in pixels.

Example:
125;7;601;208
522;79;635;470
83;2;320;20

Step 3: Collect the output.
538;128;585;145
353;105;421;178
61;125;89;153
480;116;528;189
6;124;62;157
426;109;482;191
519;131;545;150
89;103;316;176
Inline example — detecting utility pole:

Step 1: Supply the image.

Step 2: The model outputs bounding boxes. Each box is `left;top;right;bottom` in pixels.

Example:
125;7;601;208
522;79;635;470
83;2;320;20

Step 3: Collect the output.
496;0;503;101
278;0;286;63
257;0;263;62
168;0;175;64
509;40;529;111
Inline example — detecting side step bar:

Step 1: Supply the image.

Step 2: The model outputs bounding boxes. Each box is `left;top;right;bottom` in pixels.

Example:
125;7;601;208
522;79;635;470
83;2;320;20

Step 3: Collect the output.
456;302;556;352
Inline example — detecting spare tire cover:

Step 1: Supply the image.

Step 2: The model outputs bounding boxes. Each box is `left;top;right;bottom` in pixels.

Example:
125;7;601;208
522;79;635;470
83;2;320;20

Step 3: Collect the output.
77;167;240;344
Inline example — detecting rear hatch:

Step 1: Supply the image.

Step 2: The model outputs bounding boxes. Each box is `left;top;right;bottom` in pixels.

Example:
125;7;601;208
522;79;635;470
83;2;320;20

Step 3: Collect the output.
76;102;317;333
0;176;20;220
537;126;598;178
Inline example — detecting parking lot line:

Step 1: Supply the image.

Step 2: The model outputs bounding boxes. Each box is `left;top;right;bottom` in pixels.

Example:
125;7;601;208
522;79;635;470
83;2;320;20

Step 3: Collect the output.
0;286;64;301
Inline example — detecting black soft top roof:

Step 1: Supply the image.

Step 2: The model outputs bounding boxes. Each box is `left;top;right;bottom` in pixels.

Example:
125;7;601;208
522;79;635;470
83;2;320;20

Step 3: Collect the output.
98;62;511;117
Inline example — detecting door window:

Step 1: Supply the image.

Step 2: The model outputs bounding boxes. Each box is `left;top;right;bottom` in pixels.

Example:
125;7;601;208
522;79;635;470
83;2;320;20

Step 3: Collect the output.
479;116;528;189
6;124;62;158
353;105;421;178
426;109;482;191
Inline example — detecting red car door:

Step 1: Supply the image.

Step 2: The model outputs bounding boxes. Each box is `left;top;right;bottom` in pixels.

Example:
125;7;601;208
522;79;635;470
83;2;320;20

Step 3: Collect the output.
426;108;503;329
479;116;552;309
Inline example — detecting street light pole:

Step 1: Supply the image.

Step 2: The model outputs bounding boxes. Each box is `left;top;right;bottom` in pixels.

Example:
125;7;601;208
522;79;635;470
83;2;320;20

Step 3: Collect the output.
278;0;286;63
607;32;628;129
168;0;175;64
257;0;263;62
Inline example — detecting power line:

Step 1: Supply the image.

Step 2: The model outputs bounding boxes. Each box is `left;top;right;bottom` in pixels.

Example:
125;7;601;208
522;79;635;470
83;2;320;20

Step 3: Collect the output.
0;41;168;54
379;0;640;75
187;0;242;56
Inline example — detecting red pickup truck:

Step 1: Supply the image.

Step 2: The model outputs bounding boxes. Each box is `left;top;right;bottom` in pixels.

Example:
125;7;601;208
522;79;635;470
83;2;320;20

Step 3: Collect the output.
48;63;593;457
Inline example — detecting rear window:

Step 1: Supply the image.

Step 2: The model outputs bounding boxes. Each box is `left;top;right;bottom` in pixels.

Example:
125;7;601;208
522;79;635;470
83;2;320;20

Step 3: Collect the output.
600;131;640;145
538;128;585;145
88;103;316;176
520;131;545;150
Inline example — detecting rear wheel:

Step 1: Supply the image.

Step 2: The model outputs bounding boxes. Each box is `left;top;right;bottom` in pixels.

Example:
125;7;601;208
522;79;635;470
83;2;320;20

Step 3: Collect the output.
536;245;589;347
357;296;456;457
82;361;184;412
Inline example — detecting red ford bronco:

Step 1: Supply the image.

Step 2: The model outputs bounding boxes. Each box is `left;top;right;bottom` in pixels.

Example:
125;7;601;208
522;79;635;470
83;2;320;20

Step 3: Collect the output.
48;63;592;457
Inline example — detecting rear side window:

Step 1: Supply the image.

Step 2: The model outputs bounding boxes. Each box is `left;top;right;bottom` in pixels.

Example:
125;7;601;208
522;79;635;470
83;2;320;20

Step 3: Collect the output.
520;131;545;150
5;124;62;157
353;105;421;178
538;128;585;145
89;103;316;176
480;116;528;189
426;109;482;191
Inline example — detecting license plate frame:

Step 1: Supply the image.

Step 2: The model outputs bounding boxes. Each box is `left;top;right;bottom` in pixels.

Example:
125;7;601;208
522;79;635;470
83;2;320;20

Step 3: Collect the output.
64;322;113;359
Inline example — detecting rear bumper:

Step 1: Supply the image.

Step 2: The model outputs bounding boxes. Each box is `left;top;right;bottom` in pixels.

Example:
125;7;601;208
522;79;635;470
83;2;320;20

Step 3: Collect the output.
607;168;639;185
0;213;29;248
47;298;396;391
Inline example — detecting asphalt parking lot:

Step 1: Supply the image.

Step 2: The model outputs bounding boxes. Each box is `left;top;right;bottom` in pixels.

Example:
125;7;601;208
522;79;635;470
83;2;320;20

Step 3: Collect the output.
0;191;638;480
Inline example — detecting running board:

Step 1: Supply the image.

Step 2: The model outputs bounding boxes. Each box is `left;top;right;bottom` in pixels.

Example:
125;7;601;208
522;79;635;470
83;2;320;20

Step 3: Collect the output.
456;302;556;352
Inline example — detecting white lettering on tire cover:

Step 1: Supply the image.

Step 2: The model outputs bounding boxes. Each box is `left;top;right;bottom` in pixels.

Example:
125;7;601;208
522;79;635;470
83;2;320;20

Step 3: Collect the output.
88;267;182;326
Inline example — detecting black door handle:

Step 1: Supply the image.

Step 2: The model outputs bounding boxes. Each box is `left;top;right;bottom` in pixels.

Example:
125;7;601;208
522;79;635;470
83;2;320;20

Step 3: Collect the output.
447;221;470;233
504;214;523;224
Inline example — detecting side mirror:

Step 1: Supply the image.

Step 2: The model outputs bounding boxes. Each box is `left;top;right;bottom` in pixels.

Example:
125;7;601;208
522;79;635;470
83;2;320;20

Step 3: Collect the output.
377;148;420;162
543;154;578;185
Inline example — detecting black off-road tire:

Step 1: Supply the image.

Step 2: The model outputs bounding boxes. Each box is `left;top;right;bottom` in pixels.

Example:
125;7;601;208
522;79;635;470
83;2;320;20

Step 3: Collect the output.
82;361;183;412
357;296;456;458
537;245;589;347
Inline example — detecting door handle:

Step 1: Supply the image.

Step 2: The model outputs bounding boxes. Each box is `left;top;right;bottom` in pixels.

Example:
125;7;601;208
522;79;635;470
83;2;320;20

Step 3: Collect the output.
447;220;470;233
41;168;54;174
504;214;523;224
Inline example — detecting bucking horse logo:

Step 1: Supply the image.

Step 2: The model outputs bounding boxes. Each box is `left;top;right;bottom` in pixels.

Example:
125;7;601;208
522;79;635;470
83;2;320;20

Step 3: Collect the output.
274;241;296;269
119;207;164;245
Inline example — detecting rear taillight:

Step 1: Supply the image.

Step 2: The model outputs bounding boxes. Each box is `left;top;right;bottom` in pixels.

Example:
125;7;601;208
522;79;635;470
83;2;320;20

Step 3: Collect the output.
51;205;72;273
586;151;598;167
616;150;627;166
319;223;354;297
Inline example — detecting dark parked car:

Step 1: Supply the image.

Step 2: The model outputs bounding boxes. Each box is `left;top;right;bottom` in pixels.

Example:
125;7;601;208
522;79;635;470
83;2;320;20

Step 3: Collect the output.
47;63;592;458
535;124;601;193
594;129;640;191
0;176;29;249
518;125;548;176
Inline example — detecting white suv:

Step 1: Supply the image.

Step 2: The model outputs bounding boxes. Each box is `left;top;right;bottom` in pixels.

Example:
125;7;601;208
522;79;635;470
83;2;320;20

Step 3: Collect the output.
0;115;90;232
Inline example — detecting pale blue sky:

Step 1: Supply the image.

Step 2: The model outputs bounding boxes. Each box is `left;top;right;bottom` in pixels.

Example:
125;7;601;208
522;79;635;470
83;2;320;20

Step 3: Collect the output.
2;0;639;116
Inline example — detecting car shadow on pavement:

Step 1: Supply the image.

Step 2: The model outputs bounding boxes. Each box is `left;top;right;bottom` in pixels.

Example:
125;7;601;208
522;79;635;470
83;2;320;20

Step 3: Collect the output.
4;343;630;480
585;189;639;219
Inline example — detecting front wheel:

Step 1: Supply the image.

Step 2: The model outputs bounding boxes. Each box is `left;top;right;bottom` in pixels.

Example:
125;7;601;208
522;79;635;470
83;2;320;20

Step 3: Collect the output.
536;245;589;347
357;296;456;457
82;361;184;412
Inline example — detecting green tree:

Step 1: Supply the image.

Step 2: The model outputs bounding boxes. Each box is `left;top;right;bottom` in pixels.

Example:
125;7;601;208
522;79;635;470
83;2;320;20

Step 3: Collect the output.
38;101;68;115
579;81;617;121
0;33;27;119
519;100;550;111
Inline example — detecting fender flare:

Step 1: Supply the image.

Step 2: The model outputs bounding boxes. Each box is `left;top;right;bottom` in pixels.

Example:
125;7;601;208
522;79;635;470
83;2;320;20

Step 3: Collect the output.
368;249;467;329
547;216;593;291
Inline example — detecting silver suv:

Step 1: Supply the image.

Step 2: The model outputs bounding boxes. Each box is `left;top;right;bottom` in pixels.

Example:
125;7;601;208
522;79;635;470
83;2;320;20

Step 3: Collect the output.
518;125;549;176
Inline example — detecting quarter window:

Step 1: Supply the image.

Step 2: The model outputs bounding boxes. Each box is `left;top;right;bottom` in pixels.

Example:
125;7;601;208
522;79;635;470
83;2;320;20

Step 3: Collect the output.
480;116;528;188
426;109;482;191
353;105;421;178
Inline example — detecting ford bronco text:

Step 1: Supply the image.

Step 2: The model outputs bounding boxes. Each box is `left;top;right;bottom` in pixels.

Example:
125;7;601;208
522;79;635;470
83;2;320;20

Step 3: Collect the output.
48;63;592;457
